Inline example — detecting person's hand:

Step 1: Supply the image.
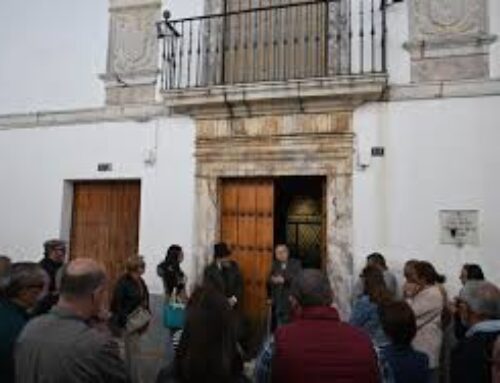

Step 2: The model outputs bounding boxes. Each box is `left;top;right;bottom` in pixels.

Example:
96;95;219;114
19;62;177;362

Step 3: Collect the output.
228;296;238;307
271;275;285;284
403;282;421;298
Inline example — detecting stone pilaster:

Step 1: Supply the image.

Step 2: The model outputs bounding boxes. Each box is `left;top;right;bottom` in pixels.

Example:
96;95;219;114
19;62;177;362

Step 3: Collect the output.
405;0;496;82
101;0;161;105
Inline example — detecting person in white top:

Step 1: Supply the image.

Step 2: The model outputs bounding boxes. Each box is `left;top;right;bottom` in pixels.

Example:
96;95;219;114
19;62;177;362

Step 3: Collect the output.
405;261;447;383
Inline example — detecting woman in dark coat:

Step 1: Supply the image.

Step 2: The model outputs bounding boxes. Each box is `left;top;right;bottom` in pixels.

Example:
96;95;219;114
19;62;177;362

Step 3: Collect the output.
157;245;186;300
110;256;150;383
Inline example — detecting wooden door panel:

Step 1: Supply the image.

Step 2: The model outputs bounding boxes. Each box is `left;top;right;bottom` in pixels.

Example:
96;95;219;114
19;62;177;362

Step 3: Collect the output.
70;181;140;289
220;178;273;325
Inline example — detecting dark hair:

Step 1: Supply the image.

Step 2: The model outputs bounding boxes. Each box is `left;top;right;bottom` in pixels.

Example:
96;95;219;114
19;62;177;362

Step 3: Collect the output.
59;264;106;298
165;245;183;266
367;252;387;269
414;261;446;285
291;270;333;307
380;301;417;346
43;239;66;258
4;262;47;299
403;259;419;281
462;264;485;281
176;285;242;383
361;266;393;306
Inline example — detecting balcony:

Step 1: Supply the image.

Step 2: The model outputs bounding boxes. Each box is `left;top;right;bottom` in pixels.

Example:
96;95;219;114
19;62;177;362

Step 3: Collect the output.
157;0;389;117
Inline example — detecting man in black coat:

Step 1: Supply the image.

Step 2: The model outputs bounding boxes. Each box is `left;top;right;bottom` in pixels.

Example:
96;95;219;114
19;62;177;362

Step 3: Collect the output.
450;280;500;383
203;242;243;309
267;244;302;328
34;239;66;315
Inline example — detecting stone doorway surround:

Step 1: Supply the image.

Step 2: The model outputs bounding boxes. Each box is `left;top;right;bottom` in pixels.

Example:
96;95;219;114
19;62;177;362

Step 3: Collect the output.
192;112;355;317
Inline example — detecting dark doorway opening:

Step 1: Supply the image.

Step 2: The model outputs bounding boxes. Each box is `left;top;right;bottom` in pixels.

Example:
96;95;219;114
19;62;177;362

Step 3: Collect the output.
274;176;326;269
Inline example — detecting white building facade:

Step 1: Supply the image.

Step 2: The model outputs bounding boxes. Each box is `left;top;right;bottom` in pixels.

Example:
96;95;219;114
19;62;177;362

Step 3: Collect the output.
1;0;500;320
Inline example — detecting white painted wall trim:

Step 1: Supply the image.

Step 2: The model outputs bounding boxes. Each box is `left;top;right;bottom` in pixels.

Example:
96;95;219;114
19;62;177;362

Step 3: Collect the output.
1;78;500;130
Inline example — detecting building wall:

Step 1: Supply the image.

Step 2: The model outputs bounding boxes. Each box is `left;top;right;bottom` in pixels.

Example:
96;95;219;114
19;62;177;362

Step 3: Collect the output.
353;96;500;296
0;119;196;294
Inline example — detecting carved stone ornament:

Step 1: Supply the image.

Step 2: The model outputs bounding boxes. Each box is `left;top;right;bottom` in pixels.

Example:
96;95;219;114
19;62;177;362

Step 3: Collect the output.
410;0;487;40
109;7;159;74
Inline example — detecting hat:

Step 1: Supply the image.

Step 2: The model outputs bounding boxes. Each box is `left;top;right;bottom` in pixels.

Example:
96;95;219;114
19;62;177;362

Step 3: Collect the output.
43;239;66;251
214;242;231;259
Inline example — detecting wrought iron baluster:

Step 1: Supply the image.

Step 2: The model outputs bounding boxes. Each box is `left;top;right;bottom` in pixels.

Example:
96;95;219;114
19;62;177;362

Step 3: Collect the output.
371;0;375;73
359;0;365;74
195;18;202;87
348;0;352;74
381;0;387;73
177;21;185;88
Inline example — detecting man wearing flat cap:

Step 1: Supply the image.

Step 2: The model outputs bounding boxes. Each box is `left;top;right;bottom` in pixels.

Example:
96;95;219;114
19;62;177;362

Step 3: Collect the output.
35;239;66;315
203;242;243;309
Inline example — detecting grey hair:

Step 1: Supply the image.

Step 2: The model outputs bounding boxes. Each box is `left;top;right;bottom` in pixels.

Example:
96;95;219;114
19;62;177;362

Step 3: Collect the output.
459;280;500;319
4;262;47;299
291;269;333;307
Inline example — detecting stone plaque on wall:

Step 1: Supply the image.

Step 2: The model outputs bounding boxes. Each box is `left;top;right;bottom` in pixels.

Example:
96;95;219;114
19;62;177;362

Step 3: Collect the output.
405;0;496;82
439;210;479;246
101;0;161;105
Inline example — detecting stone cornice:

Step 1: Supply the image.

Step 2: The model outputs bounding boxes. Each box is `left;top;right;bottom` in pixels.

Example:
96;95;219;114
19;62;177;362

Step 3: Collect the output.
1;78;500;129
0;103;168;130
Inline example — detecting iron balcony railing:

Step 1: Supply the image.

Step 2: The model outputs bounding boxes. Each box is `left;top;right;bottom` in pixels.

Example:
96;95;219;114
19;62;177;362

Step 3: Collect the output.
157;0;388;91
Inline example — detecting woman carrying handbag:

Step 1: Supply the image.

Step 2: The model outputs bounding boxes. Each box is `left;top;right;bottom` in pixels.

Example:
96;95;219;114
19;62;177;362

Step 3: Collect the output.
111;256;151;383
157;245;187;356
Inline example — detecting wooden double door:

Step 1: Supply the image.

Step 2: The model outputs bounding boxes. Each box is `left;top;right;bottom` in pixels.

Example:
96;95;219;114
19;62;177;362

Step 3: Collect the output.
69;181;141;289
219;176;325;327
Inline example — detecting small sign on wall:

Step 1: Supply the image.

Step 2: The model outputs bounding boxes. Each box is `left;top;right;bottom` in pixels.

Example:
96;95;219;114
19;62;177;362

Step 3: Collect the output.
439;210;479;247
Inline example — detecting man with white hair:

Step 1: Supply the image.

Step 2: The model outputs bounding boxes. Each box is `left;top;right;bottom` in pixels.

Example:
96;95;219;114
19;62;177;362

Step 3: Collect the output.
450;280;500;383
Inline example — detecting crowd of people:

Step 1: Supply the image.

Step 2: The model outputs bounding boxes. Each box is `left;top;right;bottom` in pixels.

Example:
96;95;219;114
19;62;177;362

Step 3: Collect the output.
1;240;500;383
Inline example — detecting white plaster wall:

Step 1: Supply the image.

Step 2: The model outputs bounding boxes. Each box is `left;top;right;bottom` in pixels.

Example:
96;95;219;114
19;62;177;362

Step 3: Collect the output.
0;0;204;115
354;96;500;297
0;119;196;294
490;0;500;78
386;2;411;84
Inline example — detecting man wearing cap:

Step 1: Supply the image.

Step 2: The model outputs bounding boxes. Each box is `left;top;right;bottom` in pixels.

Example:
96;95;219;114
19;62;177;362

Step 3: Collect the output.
203;242;243;309
35;239;66;315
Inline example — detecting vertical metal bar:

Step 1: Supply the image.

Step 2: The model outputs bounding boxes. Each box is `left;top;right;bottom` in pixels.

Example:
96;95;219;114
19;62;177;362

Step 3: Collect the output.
371;0;375;73
359;0;365;74
304;2;310;78
315;0;321;76
221;3;228;84
177;21;185;88
266;7;271;81
169;31;176;89
195;18;202;87
348;0;352;74
187;21;193;87
335;1;341;75
252;5;258;82
381;0;387;72
160;30;166;90
205;17;212;86
323;0;329;77
273;4;278;81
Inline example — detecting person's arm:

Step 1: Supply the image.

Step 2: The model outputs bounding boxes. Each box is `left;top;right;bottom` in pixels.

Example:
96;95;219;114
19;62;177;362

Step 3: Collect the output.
95;338;130;383
349;297;370;327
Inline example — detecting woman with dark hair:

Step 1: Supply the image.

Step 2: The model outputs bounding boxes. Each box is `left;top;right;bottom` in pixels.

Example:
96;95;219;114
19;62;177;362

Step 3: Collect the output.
157;245;187;300
454;263;486;340
379;301;430;383
349;265;393;347
405;261;446;383
459;263;484;286
156;285;249;383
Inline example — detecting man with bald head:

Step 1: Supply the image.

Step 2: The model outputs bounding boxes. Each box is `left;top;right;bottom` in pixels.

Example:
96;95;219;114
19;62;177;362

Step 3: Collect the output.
15;258;128;383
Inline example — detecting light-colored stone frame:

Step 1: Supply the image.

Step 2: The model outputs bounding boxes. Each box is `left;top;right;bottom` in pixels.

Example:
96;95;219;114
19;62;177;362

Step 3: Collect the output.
192;112;355;317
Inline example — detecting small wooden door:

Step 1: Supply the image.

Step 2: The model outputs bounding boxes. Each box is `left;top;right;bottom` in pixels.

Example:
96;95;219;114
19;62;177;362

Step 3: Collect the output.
69;181;141;288
220;178;274;326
